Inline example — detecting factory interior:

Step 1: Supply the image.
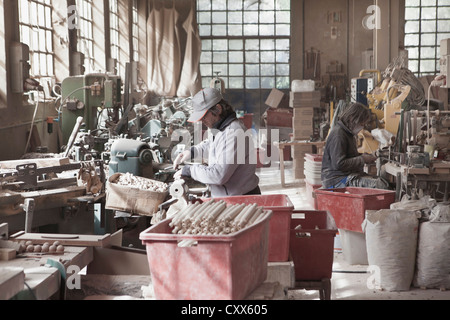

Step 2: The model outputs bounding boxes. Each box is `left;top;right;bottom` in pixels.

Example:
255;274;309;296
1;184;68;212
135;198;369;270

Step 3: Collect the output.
1;0;450;307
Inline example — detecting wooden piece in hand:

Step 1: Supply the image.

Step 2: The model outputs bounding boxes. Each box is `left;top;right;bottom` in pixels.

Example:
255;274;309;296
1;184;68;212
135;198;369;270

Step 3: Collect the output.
0;248;16;261
11;233;111;247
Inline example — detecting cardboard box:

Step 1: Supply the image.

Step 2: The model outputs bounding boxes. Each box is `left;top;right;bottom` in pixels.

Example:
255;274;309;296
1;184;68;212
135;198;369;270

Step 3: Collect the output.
293;107;315;117
292;145;314;155
293;158;305;167
294;167;305;179
293;128;314;139
292;118;313;129
289;91;321;109
290;91;321;100
290;98;321;108
266;88;289;109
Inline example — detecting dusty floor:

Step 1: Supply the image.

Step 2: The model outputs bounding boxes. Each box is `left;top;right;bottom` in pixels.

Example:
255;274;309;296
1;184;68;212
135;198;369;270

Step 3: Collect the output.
259;161;450;300
73;161;450;301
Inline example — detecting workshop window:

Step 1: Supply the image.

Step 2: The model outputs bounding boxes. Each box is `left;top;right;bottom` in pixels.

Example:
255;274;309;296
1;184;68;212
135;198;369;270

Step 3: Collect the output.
404;0;450;77
76;0;95;73
18;0;54;77
132;0;139;62
109;0;120;72
197;0;291;90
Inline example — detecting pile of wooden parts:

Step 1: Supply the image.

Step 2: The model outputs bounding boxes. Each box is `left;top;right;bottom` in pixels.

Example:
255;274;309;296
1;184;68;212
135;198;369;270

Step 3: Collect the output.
112;172;168;193
18;240;65;254
169;200;270;241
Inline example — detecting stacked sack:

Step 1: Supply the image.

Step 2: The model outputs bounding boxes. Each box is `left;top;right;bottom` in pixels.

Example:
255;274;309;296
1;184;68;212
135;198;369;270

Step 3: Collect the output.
363;196;450;291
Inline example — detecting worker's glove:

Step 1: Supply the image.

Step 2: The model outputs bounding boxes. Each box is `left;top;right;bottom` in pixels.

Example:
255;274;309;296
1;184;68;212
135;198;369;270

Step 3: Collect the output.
173;150;191;170
361;153;377;164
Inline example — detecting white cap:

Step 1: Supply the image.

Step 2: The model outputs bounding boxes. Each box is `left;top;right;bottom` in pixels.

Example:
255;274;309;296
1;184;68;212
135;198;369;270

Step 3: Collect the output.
188;88;223;122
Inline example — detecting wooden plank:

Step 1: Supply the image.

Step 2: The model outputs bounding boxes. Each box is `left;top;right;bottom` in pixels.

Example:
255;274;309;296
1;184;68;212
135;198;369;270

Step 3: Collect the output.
0;246;93;300
87;246;150;276
432;161;450;168
0;157;70;169
0;248;16;261
11;233;111;247
0;267;24;300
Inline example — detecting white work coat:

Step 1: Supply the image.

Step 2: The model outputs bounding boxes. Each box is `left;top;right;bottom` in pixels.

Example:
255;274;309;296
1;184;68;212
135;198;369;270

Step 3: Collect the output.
189;119;259;197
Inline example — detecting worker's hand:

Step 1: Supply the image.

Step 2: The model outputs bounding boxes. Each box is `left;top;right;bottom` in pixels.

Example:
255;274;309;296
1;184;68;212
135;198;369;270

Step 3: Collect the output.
362;153;377;164
173;150;191;170
173;169;184;180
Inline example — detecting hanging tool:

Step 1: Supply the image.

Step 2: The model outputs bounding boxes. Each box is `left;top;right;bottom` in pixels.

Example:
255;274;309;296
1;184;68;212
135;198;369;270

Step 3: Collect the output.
64;116;84;158
21;198;35;233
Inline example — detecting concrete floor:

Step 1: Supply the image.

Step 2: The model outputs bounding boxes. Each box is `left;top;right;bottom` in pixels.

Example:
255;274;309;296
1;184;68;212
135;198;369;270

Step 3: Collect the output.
257;161;450;300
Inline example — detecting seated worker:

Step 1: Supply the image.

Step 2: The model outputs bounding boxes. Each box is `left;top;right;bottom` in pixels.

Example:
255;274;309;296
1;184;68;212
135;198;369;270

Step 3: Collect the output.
321;102;389;189
173;88;260;197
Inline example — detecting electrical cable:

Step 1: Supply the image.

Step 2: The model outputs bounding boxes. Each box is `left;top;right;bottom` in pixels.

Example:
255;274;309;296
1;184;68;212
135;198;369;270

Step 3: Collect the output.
24;90;45;155
59;86;91;109
23;281;37;300
332;270;368;274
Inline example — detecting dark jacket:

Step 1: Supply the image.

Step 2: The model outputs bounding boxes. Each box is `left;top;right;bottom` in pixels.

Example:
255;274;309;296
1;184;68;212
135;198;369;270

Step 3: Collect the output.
321;120;365;188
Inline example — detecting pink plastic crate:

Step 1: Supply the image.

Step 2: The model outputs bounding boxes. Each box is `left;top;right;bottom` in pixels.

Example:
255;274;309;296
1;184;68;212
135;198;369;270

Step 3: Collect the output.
305;180;321;209
139;211;272;300
314;187;396;232
206;194;294;262
290;210;337;280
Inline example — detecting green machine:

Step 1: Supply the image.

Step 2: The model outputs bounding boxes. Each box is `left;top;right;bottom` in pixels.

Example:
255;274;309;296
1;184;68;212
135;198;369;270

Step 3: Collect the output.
60;74;122;146
108;138;154;178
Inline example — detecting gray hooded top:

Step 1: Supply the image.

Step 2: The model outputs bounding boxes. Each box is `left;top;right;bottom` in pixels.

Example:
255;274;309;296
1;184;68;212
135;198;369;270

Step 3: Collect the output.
321;120;366;188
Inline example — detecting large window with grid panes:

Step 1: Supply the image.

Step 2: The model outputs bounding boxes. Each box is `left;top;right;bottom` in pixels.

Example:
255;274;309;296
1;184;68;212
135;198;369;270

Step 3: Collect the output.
76;0;95;73
109;0;120;74
196;0;291;90
18;0;54;78
404;0;450;77
132;0;139;62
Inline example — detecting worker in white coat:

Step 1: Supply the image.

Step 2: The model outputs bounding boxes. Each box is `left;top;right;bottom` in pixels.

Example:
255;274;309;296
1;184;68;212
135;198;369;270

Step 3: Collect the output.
173;88;260;197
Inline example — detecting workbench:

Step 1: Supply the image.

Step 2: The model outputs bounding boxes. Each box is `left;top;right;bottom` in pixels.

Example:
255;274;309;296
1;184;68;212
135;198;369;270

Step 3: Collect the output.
0;187;105;234
385;161;450;201
0;246;93;300
273;140;326;187
0;157;106;234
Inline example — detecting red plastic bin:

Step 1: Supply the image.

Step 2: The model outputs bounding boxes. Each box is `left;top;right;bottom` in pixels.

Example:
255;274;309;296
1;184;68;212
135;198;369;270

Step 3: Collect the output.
290;210;337;280
206;194;294;262
314;187;396;233
266;109;293;127
139;211;272;300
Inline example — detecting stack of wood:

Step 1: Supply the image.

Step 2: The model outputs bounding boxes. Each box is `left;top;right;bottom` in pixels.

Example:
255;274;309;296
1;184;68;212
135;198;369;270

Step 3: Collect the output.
290;90;321;179
168;200;270;246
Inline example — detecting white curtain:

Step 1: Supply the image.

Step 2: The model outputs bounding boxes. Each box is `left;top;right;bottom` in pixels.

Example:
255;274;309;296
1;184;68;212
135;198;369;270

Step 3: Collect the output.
147;0;202;98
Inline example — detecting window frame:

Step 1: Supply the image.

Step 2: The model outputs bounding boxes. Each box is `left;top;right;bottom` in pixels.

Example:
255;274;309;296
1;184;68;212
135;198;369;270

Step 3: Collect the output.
131;0;139;62
404;0;450;77
18;0;55;78
109;0;120;69
197;0;291;90
75;0;95;73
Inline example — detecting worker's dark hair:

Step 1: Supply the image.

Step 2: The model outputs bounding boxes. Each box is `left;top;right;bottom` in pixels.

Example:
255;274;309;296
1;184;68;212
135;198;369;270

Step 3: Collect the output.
339;102;372;131
209;99;235;119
